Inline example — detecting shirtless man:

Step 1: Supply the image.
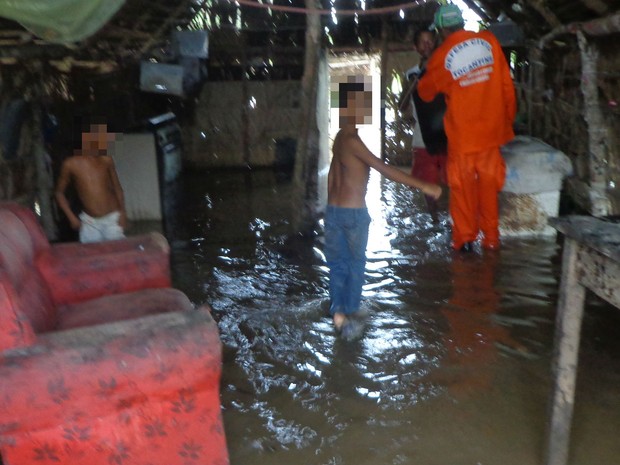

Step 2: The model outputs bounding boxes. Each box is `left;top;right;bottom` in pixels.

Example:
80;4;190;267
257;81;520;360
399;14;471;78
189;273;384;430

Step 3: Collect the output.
55;122;127;243
326;78;442;338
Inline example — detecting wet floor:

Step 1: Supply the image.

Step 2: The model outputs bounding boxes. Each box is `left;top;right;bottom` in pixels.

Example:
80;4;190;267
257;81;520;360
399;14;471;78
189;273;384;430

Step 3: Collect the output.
156;168;620;465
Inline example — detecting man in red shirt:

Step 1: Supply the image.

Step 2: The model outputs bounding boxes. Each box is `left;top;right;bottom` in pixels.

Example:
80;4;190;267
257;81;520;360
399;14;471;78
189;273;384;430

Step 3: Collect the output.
398;29;448;224
418;4;516;252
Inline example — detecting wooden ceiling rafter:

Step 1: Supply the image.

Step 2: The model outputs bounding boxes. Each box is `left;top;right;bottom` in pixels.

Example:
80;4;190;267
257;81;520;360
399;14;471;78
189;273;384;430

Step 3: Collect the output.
115;3;171;59
538;9;620;47
101;26;152;41
522;0;563;28
138;1;196;56
578;0;610;14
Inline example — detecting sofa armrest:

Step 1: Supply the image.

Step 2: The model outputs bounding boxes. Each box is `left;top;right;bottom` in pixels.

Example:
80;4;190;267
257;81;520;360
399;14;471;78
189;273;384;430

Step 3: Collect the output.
0;305;221;435
0;278;36;351
36;233;172;306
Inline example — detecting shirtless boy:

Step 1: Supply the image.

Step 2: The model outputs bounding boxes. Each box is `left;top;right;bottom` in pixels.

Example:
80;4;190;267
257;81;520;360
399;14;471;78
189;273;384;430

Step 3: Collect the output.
326;77;442;338
55;121;127;243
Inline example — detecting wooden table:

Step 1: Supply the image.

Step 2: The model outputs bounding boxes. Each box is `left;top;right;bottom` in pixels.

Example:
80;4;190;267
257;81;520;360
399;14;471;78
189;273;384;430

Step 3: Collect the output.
546;216;620;465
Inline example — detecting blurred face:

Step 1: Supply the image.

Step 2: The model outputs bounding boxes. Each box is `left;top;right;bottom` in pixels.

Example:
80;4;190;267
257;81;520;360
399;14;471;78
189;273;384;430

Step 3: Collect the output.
341;90;372;126
415;31;435;59
82;124;114;155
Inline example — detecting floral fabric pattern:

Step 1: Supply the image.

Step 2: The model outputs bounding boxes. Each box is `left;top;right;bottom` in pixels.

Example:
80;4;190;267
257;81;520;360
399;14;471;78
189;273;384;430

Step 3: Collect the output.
0;203;229;465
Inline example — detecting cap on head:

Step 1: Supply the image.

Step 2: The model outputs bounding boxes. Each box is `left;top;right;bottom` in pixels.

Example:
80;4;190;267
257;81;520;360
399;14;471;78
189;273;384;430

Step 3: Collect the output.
433;4;464;30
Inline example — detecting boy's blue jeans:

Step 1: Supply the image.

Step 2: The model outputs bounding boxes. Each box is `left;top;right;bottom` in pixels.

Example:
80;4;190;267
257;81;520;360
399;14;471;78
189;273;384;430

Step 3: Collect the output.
324;205;371;316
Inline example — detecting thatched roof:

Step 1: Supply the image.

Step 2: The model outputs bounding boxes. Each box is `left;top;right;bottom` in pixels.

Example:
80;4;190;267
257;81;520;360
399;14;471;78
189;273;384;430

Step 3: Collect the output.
473;0;620;31
0;0;619;77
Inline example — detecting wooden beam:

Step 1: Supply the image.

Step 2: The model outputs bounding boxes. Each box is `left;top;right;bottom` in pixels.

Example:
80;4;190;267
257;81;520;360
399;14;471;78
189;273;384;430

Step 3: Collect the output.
537;24;571;48
544;237;585;465
138;1;193;56
578;246;620;307
0;43;69;59
580;11;620;36
0;30;32;46
293;0;322;233
522;0;562;29
539;11;620;47
48;57;118;73
527;46;545;136
379;18;389;160
578;0;609;15
565;178;593;213
31;103;58;240
538;12;620;49
577;30;610;216
102;26;152;40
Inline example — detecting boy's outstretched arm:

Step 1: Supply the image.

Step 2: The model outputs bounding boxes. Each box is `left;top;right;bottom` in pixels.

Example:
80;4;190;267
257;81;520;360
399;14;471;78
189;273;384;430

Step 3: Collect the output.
351;135;442;200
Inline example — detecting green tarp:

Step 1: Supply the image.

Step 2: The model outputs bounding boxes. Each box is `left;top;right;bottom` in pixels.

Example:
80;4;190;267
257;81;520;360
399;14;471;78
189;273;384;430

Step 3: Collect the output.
0;0;126;43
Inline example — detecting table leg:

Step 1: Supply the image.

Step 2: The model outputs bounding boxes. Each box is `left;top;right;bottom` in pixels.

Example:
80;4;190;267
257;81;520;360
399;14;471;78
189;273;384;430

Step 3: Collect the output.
545;238;586;465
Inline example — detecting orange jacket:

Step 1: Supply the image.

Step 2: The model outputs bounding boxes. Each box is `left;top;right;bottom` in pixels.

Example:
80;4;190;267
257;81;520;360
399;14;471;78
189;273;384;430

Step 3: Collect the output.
418;29;516;154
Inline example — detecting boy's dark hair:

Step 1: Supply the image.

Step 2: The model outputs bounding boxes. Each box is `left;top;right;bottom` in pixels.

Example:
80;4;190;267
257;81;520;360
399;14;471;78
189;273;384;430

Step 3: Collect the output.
338;82;366;108
72;114;109;149
76;114;108;132
413;28;435;46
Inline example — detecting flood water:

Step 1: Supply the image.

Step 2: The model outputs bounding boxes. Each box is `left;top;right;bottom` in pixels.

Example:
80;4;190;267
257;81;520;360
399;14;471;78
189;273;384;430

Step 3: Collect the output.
155;168;620;465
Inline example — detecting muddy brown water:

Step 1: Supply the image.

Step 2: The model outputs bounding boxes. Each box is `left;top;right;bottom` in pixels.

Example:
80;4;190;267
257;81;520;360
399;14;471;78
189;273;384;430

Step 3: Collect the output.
154;168;620;465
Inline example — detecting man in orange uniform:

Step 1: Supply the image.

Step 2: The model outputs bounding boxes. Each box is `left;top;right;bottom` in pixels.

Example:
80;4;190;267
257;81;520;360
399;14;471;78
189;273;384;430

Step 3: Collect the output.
418;4;516;252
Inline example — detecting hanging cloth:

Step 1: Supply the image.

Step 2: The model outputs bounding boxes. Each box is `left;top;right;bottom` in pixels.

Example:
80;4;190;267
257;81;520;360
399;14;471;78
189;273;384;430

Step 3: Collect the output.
0;0;125;43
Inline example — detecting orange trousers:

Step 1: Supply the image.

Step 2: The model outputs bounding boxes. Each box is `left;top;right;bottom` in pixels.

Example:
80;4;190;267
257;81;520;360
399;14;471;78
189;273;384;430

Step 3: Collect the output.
446;147;506;250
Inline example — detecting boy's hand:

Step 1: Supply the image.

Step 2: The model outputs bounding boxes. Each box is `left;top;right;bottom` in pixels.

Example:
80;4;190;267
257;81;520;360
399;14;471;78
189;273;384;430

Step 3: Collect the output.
69;217;82;231
424;183;442;200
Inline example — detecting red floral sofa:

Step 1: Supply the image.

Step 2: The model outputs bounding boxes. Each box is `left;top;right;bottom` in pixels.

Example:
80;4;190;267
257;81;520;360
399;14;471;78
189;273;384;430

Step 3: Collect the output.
0;202;229;465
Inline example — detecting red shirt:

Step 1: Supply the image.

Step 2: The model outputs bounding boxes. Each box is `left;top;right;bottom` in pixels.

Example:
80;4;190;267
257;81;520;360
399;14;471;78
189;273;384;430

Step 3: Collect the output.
418;29;516;154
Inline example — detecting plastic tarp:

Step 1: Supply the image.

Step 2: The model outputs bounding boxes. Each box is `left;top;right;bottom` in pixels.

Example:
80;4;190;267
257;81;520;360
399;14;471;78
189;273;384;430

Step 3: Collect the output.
0;0;125;43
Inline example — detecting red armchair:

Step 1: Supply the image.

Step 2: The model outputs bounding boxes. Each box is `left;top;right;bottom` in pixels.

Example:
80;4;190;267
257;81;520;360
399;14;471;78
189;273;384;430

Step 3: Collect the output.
0;202;229;465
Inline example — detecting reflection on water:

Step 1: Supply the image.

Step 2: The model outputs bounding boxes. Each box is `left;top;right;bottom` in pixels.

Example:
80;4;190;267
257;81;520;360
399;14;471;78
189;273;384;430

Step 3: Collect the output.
163;168;620;465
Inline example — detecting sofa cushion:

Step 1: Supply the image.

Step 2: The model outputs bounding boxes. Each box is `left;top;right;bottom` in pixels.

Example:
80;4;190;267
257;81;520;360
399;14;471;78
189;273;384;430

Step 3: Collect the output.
0;210;56;332
57;288;194;330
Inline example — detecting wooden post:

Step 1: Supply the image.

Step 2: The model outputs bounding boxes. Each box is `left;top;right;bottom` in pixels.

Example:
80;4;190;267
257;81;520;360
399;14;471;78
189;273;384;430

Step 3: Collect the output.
536;14;620;216
241;31;251;167
32;104;58;240
528;46;544;137
545;237;586;465
577;30;610;216
293;0;322;233
379;18;389;160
